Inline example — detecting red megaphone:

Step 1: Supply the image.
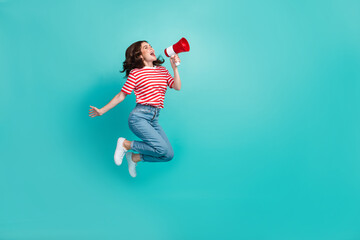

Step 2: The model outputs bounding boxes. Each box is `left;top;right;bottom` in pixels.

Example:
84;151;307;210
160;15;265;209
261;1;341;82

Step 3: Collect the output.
164;37;190;66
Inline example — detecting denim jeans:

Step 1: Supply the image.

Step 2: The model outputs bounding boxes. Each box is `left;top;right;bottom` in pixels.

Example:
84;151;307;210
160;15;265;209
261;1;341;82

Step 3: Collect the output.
128;103;174;162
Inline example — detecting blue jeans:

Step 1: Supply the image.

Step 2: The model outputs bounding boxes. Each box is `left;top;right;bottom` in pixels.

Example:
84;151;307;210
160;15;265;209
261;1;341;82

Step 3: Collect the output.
128;103;174;162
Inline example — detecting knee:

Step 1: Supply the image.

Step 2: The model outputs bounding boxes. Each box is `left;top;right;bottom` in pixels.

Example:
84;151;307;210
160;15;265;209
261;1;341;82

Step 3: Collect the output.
155;145;168;156
163;148;174;162
155;145;174;161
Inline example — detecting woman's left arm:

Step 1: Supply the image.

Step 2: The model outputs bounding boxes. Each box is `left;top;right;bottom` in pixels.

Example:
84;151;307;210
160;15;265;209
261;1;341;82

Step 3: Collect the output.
170;54;181;91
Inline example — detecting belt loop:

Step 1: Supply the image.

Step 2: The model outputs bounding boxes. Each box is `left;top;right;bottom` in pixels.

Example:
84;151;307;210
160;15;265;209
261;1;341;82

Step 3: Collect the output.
151;109;156;120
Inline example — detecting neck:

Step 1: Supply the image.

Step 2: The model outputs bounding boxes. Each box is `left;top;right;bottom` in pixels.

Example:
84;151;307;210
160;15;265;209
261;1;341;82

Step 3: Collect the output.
143;60;154;68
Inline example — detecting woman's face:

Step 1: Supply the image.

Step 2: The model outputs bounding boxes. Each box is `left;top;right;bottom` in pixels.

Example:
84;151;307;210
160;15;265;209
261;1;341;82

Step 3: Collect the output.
140;42;157;62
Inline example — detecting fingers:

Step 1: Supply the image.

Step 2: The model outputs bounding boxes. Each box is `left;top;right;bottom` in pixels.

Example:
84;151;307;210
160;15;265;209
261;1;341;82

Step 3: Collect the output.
89;106;100;117
170;54;180;64
89;106;98;112
89;112;99;117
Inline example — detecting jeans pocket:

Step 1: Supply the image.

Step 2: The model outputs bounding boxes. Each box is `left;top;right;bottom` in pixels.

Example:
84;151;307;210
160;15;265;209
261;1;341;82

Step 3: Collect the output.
129;108;149;122
128;112;139;125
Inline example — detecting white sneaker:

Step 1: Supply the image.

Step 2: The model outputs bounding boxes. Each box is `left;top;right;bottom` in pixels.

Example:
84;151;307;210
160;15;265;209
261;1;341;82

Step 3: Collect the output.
126;152;137;177
114;137;128;166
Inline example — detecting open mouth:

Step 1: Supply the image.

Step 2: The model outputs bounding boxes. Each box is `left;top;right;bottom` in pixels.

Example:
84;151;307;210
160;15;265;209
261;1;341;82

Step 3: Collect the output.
150;52;155;57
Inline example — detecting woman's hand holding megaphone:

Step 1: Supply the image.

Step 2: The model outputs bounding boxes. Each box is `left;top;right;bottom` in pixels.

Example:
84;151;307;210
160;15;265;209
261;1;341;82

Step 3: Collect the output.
164;37;189;67
170;54;181;69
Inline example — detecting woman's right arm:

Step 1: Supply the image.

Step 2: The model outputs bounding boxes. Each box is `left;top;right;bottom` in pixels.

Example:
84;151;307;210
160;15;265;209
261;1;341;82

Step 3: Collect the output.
99;91;128;115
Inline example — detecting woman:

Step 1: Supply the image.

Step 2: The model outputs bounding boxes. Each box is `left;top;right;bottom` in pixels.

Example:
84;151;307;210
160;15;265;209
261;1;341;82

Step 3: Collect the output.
89;40;181;177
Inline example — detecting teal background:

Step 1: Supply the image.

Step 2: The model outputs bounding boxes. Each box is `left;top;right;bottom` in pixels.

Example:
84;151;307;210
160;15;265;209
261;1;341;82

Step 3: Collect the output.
1;0;360;239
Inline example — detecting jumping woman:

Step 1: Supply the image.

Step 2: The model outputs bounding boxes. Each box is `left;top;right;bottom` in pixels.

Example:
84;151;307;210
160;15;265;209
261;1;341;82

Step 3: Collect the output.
89;40;181;177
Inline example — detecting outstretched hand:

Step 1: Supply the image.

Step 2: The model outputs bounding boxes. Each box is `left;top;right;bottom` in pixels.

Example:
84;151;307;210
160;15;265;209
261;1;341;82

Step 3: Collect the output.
170;54;180;69
89;106;103;118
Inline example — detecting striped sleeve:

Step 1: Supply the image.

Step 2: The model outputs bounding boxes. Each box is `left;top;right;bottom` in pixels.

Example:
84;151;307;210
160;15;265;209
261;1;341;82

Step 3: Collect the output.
165;68;174;88
121;70;136;94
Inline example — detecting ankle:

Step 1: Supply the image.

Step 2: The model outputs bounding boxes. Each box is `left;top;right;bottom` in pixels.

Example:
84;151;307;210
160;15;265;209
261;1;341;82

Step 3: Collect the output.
122;139;131;150
132;153;141;163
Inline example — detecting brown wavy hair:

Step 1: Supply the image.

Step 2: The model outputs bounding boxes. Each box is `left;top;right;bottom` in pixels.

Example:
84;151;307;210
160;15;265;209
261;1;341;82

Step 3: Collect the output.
120;40;165;77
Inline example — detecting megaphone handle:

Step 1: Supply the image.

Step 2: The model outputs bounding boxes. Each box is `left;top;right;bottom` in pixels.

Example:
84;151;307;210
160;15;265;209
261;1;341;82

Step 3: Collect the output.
175;61;180;66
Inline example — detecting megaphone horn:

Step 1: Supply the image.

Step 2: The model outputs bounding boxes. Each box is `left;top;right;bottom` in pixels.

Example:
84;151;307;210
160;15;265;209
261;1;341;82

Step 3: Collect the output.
164;37;190;66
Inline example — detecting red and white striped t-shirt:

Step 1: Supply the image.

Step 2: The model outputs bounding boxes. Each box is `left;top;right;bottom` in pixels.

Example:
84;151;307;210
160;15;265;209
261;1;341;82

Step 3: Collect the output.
121;66;174;108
